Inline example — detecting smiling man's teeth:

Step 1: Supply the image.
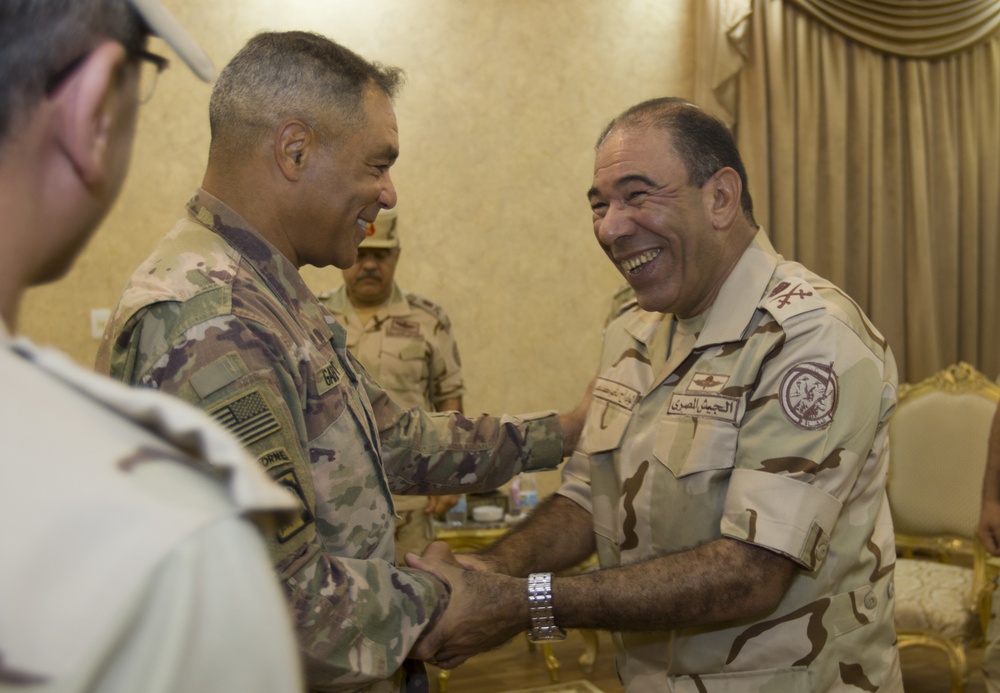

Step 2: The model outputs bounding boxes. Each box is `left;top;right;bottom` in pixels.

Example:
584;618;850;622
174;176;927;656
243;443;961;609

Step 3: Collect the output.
621;249;660;273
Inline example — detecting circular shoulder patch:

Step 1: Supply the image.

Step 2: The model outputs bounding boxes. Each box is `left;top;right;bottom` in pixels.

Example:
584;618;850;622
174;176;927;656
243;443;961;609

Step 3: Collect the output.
779;362;838;430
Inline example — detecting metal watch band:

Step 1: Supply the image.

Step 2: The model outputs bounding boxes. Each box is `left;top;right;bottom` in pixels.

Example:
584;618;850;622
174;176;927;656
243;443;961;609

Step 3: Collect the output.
527;572;567;641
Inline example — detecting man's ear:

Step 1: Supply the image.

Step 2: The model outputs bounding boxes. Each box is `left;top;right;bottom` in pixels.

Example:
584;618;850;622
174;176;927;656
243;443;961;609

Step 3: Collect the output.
54;41;130;188
275;119;314;181
704;167;742;230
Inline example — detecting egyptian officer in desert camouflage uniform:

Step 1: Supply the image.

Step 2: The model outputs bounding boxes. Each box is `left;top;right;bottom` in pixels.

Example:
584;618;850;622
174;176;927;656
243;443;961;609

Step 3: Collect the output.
96;31;586;693
407;98;904;692
319;209;465;564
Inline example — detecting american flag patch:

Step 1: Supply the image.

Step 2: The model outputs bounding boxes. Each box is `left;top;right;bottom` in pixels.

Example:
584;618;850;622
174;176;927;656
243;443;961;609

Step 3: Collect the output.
209;389;281;446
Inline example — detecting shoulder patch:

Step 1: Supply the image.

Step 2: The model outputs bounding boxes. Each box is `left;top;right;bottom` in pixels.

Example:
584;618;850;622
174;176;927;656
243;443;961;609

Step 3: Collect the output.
761;280;825;325
257;446;294;472
271;467;314;543
779;361;838;430
207;387;282;446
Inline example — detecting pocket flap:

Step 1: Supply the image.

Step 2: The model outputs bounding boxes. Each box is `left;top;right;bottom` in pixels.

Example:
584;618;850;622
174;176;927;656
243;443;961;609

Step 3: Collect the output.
653;415;738;478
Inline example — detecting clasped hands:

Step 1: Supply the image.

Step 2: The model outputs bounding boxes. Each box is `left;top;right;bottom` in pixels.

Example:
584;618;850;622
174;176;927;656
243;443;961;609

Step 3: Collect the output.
405;541;528;669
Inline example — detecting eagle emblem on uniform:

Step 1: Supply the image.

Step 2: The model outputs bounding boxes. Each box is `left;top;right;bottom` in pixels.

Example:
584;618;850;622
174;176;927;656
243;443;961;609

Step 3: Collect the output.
687;371;729;393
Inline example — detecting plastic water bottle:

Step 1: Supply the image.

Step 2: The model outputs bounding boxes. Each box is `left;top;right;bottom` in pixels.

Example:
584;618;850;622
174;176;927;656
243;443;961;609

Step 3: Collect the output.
445;494;467;526
517;474;538;515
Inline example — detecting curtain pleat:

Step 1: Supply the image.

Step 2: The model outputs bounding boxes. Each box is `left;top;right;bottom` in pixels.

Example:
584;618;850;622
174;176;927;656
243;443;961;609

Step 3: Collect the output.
732;0;1000;381
786;0;1000;57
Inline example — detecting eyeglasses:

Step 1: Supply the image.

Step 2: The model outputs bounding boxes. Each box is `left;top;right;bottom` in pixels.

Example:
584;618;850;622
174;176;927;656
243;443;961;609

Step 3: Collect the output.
45;46;169;104
132;47;169;104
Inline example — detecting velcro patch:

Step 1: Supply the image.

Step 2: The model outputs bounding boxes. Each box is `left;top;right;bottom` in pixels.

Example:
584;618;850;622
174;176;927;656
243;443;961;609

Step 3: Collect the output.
189;352;248;398
208;388;281;446
779;362;838;430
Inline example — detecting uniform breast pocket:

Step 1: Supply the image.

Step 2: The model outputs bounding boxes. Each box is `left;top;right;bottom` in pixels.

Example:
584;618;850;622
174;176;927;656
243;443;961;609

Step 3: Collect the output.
381;338;427;379
578;398;633;455
653;415;739;478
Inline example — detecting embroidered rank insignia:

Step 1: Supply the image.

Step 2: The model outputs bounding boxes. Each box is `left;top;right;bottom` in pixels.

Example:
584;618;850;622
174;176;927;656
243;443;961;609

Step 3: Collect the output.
779;361;838;430
208;388;281;446
386;318;421;338
768;281;813;307
272;468;314;543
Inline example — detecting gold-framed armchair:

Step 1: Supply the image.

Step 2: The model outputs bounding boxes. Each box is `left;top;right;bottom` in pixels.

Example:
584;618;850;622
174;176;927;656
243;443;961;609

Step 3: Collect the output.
888;362;1000;692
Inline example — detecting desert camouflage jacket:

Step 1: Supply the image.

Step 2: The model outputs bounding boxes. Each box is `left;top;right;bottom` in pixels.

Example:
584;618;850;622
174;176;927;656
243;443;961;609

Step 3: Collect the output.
96;190;564;692
320;283;464;412
559;230;904;692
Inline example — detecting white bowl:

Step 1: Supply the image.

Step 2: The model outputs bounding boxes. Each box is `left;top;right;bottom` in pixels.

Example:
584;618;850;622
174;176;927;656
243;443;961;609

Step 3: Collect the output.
472;505;504;522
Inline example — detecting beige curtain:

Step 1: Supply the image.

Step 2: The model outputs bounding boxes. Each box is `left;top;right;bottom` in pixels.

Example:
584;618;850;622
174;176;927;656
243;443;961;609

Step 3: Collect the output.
696;0;1000;383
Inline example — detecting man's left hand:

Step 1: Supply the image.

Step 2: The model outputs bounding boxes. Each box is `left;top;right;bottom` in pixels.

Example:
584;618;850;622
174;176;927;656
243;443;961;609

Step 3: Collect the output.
405;541;526;668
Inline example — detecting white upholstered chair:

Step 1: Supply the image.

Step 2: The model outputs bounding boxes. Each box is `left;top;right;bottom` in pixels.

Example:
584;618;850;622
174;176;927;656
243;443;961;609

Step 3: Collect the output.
888;362;1000;693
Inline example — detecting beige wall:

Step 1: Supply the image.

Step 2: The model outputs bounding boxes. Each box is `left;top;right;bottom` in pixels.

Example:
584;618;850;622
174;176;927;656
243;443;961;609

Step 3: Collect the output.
19;0;695;497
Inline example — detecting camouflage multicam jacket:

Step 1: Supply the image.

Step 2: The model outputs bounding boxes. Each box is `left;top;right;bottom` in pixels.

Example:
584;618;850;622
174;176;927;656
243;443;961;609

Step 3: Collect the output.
96;190;565;693
559;231;904;692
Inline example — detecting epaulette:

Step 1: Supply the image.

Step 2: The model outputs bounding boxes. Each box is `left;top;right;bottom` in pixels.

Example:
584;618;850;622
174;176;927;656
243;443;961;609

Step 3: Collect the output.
404;291;451;325
759;278;826;326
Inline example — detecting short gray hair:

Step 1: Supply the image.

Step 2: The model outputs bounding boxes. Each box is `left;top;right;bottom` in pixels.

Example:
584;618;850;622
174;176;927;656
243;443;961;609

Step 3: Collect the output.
208;31;404;161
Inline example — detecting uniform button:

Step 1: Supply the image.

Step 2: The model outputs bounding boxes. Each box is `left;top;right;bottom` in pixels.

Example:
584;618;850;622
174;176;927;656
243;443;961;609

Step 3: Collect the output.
887;580;894;599
864;592;878;610
815;543;828;560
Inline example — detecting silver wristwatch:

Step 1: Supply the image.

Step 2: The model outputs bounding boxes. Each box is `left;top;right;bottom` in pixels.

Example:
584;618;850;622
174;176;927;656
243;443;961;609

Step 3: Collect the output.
527;572;567;642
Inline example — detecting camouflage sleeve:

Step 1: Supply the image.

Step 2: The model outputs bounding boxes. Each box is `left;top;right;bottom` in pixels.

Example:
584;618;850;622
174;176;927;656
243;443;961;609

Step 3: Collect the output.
721;300;894;570
362;363;565;495
102;304;451;690
425;309;465;406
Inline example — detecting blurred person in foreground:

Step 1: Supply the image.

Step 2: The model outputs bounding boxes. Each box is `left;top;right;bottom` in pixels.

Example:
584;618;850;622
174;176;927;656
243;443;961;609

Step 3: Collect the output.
0;1;303;691
96;30;588;692
407;97;904;692
320;209;464;564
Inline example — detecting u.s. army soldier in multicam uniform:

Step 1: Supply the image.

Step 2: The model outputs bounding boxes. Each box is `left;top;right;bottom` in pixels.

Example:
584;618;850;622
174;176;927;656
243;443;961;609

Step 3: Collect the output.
319;209;466;565
1;1;303;691
96;31;586;693
406;98;904;691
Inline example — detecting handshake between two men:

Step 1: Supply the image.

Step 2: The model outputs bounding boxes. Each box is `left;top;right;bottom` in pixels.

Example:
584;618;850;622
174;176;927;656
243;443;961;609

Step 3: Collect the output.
404;490;601;671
